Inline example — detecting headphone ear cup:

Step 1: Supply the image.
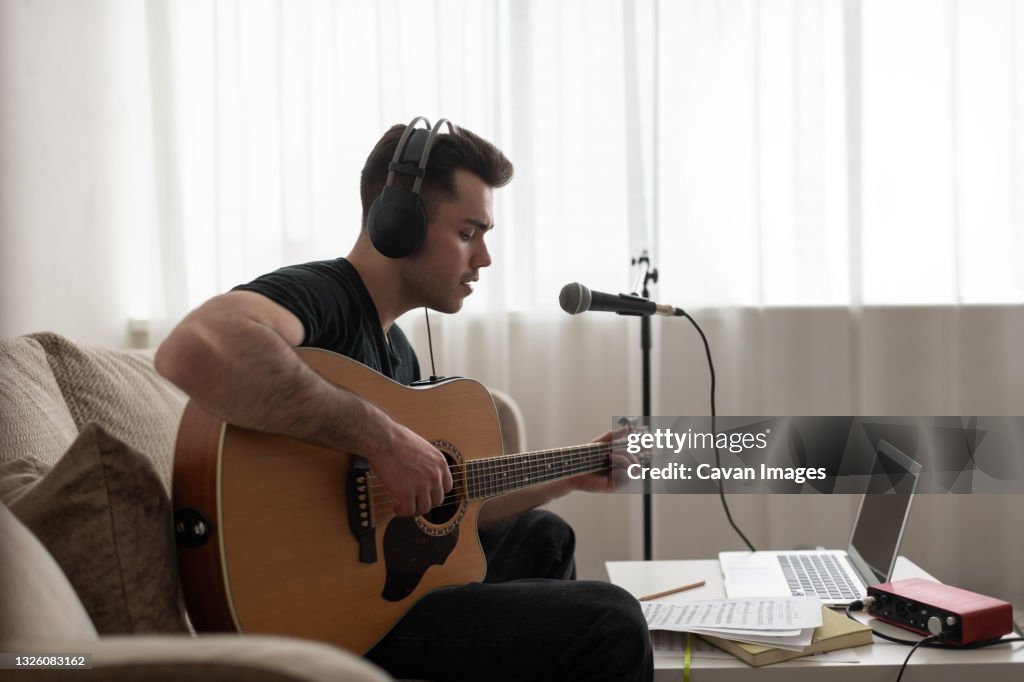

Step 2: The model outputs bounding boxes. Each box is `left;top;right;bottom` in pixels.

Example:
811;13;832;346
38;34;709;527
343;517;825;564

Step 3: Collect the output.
367;186;428;258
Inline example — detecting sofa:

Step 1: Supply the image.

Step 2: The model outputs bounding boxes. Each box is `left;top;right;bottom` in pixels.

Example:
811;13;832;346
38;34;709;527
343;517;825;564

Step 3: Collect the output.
0;332;525;681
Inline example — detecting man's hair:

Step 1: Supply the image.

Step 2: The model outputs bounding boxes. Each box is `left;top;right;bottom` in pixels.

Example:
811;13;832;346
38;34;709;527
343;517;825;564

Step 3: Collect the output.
360;123;514;228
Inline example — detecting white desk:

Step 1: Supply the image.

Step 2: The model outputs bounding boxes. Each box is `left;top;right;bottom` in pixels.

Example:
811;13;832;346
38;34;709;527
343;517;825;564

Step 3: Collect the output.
606;557;1024;682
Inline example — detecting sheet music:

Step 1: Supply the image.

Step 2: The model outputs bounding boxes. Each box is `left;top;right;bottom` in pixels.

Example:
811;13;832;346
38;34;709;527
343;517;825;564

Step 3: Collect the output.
642;597;823;635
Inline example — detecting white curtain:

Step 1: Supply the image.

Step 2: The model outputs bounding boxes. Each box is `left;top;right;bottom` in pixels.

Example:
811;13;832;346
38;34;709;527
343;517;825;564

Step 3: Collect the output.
2;0;1022;603
4;0;1021;327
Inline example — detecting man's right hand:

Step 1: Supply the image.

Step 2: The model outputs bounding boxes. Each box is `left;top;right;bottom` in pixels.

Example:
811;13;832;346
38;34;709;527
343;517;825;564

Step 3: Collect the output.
368;422;453;517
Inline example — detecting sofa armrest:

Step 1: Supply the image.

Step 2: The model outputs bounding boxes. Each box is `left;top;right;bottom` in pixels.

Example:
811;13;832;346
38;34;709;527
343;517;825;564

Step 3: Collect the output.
1;635;391;682
487;387;526;454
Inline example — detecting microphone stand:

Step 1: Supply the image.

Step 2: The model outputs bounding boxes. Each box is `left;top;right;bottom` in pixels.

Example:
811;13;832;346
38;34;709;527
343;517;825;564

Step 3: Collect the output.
631;252;657;561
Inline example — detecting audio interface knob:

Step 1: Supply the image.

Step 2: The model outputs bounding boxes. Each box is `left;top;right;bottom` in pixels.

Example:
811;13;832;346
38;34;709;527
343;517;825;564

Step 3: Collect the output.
927;616;943;635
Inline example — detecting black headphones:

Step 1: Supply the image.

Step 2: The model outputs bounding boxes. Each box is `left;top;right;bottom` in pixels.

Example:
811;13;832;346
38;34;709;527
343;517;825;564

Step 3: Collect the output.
367;116;454;258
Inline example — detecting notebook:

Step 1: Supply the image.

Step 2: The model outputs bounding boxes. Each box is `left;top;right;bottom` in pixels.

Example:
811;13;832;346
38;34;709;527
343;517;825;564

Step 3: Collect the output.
719;440;923;606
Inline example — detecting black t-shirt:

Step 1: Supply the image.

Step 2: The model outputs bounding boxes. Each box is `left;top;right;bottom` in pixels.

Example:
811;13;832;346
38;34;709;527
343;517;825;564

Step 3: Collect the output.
233;258;420;385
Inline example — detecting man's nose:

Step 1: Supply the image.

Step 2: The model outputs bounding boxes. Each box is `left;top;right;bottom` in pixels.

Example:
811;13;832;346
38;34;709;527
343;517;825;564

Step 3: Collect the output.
473;238;492;269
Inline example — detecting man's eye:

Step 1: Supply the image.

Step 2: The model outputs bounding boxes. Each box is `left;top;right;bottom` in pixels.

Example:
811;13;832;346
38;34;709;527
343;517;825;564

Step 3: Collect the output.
460;231;474;242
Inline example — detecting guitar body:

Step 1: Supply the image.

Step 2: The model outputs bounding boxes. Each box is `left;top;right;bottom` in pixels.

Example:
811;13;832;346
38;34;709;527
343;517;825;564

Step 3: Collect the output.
172;348;503;654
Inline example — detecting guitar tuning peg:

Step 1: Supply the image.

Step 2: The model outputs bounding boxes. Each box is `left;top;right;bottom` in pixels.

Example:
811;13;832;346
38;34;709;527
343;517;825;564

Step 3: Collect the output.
617;416;640;431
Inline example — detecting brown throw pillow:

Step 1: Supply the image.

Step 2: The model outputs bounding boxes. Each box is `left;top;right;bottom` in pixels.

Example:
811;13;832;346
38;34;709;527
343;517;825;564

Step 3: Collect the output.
6;423;189;634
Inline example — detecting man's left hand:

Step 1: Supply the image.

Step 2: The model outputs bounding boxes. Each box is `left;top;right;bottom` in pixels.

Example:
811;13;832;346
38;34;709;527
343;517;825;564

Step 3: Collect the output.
566;428;641;494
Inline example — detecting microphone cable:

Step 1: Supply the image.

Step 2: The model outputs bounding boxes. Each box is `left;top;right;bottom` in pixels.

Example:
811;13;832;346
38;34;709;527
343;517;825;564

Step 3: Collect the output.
559;278;755;550
423;307;442;382
678;309;757;552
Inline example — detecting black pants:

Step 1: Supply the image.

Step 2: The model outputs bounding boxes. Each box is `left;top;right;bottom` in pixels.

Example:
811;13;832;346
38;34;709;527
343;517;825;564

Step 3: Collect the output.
366;510;654;682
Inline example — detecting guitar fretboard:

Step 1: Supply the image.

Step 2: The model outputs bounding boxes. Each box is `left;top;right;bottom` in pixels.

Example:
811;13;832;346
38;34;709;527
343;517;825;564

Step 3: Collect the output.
464;442;614;499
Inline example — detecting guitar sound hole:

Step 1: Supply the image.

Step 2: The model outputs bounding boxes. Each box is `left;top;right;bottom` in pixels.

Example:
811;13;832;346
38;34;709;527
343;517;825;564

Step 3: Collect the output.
423;451;459;525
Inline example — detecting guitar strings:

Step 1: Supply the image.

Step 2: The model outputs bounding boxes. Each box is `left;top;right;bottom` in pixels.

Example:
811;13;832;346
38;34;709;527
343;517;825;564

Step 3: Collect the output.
362;441;627;498
362;438;627;479
366;464;614;516
362;449;618;513
364;449;615;499
364;454;610;507
364;451;613;499
361;441;622;494
348;437;642;515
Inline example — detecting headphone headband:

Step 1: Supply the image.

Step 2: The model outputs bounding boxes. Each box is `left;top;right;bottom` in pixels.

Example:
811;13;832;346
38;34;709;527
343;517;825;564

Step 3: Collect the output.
383;117;455;193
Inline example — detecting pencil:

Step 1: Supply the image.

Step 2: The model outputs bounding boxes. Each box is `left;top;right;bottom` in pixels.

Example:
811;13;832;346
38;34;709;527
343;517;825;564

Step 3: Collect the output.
637;580;706;601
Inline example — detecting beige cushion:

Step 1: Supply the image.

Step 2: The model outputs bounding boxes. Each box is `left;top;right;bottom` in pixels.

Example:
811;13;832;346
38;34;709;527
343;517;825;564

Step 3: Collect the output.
29;332;186;490
0;502;98;642
4;423;189;635
0;635;392;682
0;336;79;467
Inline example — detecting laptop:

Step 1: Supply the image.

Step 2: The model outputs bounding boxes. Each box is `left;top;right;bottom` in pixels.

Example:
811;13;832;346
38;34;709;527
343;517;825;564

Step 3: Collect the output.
718;440;923;606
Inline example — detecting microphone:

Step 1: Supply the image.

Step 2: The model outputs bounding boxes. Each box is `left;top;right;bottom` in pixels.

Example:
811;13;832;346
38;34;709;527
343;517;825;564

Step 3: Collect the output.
559;282;683;317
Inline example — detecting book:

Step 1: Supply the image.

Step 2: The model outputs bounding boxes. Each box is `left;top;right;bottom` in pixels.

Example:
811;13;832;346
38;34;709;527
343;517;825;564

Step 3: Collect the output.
698;606;873;667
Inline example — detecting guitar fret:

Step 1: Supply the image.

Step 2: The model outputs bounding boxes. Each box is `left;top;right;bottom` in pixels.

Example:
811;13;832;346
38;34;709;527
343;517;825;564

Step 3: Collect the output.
502;456;507;493
464;442;615;502
505;454;513;494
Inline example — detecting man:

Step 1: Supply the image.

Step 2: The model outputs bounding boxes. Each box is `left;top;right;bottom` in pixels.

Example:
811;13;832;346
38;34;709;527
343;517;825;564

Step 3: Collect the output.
155;121;653;681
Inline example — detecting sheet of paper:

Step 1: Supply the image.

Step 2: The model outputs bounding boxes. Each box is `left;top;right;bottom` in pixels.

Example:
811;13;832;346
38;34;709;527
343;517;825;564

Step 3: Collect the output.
651;631;861;663
642;597;823;634
688;625;800;637
651;631;734;659
686;627;815;651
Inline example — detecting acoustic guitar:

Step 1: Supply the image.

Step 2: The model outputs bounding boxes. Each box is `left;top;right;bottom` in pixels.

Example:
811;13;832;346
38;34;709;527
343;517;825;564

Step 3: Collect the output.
172;347;620;654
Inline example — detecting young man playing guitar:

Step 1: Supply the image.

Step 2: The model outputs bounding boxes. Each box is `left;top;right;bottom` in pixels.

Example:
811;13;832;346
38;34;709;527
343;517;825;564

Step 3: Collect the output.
156;119;653;681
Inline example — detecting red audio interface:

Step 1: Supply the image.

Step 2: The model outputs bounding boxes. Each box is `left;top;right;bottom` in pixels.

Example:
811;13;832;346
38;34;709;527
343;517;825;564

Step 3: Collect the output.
867;578;1013;645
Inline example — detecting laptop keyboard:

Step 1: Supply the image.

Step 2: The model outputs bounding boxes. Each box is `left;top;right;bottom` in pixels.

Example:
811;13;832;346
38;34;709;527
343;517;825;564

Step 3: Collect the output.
777;554;861;600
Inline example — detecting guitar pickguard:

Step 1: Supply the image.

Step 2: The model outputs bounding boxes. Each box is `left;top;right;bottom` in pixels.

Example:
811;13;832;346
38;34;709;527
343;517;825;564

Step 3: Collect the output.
381;517;458;601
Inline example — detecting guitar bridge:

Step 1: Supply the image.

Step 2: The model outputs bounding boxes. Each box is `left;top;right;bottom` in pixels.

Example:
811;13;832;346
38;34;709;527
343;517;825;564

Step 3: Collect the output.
347;457;377;563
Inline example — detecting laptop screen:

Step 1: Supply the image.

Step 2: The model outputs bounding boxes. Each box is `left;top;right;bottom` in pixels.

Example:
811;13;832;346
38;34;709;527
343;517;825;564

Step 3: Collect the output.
848;441;923;583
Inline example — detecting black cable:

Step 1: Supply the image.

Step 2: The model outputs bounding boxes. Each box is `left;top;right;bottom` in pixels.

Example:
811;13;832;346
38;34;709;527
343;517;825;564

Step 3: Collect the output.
844;598;1024;680
896;634;941;682
424;307;438;380
678;309;756;552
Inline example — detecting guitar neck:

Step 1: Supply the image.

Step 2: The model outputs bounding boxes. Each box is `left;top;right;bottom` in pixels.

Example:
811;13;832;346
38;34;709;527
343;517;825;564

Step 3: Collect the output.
464;442;614;500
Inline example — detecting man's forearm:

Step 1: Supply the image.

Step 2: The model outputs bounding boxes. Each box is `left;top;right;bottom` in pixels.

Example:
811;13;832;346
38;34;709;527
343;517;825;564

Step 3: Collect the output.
155;309;389;459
